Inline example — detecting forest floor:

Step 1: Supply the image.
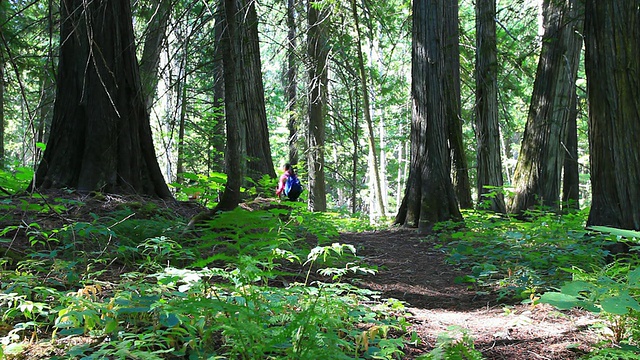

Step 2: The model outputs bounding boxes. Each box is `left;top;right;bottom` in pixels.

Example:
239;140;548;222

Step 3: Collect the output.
1;194;607;359
339;229;604;359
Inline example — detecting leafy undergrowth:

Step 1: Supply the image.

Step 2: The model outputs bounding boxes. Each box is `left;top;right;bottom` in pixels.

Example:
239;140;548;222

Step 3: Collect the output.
1;192;414;359
1;188;640;359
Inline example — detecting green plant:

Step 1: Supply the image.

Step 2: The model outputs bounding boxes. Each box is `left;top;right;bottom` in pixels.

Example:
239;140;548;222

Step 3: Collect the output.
418;326;484;360
580;345;640;359
1;200;415;359
441;209;609;300
0;166;34;195
170;172;227;205
540;261;640;344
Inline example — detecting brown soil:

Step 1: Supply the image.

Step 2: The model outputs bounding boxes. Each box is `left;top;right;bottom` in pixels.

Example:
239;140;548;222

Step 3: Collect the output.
338;229;603;359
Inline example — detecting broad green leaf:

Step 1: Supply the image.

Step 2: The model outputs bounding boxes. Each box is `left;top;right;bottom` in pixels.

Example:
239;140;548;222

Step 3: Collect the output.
539;292;581;310
159;313;180;327
601;293;640;315
628;268;640;286
560;281;595;296
104;319;118;333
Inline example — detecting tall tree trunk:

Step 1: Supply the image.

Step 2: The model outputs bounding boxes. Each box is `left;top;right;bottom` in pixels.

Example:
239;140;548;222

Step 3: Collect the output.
286;0;299;165
351;0;385;217
444;0;472;209
139;0;170;111
351;85;359;215
212;4;226;173
348;83;360;214
509;0;584;213
216;0;244;211
562;0;584;211
585;1;640;230
239;0;276;183
395;0;462;232
0;48;5;169
176;49;188;181
307;1;329;212
33;0;172;199
475;0;506;213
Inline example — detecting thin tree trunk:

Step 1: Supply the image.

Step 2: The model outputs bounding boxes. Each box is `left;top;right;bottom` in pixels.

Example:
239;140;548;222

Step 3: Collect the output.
307;1;329;212
212;3;226;173
395;129;405;212
562;0;584;211
351;0;385;217
176;50;188;181
585;1;640;230
475;0;506;213
0;48;4;168
444;0;473;209
139;0;170;111
286;0;299;165
216;0;244;211
351;85;359;215
562;106;579;210
35;74;55;162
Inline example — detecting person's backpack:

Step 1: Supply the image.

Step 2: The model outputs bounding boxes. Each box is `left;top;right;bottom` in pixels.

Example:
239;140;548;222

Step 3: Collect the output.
284;173;303;200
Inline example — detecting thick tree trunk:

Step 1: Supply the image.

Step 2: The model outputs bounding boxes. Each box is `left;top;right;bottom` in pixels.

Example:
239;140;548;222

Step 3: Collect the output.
475;0;506;213
396;0;462;232
33;0;171;199
286;0;299;166
351;0;385;217
216;0;244;211
509;0;584;214
238;0;276;182
585;2;640;230
307;1;328;212
443;0;472;209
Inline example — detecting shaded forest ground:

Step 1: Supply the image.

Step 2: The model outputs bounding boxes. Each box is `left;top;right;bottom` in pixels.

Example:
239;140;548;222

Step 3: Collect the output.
339;229;602;359
0;194;606;359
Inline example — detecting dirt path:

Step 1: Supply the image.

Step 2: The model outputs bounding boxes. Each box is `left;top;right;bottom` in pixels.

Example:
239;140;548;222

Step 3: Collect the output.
338;229;601;359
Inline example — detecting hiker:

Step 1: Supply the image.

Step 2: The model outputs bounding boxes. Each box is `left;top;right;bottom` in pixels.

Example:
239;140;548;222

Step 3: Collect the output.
276;163;303;201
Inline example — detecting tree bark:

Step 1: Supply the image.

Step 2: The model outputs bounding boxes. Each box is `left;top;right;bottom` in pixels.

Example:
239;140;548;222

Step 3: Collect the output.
443;0;473;209
33;0;172;199
139;0;170;111
585;2;640;230
238;0;276;183
286;0;299;166
0;47;5;168
212;3;226;174
562;106;579;210
307;1;329;212
216;0;244;211
351;0;385;217
395;0;462;232
509;0;584;214
475;0;506;213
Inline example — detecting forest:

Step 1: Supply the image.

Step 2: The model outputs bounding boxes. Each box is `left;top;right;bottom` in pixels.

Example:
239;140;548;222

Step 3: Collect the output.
1;0;639;359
